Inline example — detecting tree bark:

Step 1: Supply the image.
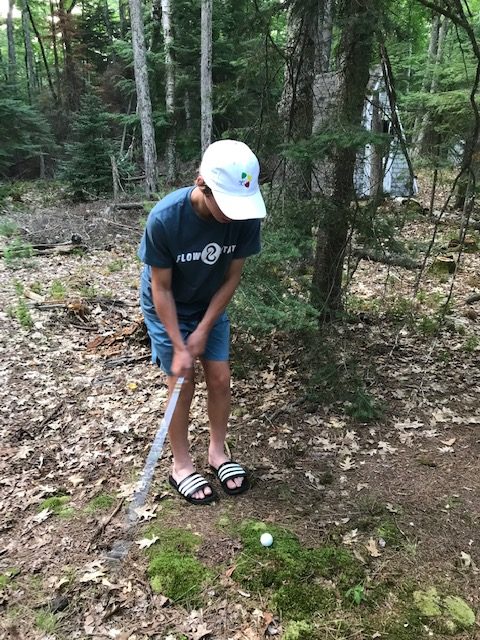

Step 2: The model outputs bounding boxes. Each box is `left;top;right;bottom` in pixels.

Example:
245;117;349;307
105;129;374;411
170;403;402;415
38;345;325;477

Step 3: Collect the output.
119;0;128;37
278;1;316;205
49;0;62;99
129;0;158;196
7;0;17;88
26;1;58;102
58;0;80;111
411;13;440;156
415;16;449;157
21;2;36;101
201;0;213;154
311;0;379;313
161;0;177;184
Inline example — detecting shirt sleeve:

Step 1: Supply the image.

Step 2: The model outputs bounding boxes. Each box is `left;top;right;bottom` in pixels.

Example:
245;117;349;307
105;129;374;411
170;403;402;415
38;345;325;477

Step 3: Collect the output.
232;219;261;259
138;213;174;268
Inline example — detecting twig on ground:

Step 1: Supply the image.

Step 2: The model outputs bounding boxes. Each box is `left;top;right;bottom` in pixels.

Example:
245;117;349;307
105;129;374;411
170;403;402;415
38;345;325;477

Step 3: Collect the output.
39;401;66;435
86;498;126;553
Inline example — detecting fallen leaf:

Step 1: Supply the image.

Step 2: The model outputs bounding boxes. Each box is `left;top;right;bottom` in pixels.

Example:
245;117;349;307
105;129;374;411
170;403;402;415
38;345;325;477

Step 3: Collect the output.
135;535;159;550
339;456;356;471
133;505;157;521
33;508;52;524
366;537;382;557
191;623;212;640
441;438;456;446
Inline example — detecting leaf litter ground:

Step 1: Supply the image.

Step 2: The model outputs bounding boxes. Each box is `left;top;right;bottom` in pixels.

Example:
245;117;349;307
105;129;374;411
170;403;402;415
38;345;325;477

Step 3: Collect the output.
0;188;479;639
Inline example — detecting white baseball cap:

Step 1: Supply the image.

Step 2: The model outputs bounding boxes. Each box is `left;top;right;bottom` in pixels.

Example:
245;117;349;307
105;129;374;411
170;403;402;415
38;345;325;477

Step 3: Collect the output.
199;140;267;220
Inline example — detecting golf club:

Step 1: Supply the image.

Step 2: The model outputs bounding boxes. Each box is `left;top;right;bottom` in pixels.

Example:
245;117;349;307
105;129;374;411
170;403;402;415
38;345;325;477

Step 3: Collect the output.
106;376;184;564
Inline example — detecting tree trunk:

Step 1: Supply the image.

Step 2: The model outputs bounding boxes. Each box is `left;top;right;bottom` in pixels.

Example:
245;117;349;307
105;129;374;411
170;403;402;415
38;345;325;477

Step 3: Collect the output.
184;89;192;133
201;0;213;154
311;0;378;313
161;0;177;184
7;0;17;88
26;1;58;102
49;0;62;99
315;0;334;75
21;2;36;101
411;13;440;156
58;0;80;111
129;0;158;196
415;16;449;157
119;0;128;38
277;2;316;205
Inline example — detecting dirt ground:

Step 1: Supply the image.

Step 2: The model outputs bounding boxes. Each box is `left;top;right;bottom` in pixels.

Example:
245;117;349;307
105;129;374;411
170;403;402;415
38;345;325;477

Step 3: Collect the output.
1;185;479;639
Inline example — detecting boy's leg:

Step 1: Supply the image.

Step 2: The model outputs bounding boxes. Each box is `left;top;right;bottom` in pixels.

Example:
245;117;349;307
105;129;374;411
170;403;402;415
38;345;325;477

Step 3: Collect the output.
166;372;213;500
201;359;244;491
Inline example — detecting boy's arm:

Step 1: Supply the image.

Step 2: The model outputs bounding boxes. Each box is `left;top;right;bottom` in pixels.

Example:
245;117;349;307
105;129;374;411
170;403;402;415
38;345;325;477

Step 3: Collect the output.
151;266;192;376
186;258;245;357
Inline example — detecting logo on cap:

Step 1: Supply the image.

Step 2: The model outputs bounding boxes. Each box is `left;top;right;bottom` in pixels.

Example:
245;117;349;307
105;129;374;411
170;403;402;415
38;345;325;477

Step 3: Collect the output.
240;172;252;189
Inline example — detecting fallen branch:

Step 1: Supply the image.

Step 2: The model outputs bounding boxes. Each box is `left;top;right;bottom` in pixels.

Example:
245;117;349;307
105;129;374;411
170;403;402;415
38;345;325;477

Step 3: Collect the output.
86;498;126;552
114;202;145;210
352;247;422;269
104;354;150;368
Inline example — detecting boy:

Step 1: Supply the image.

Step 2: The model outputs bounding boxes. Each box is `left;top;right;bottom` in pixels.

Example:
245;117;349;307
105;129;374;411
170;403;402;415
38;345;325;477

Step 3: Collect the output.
138;140;266;505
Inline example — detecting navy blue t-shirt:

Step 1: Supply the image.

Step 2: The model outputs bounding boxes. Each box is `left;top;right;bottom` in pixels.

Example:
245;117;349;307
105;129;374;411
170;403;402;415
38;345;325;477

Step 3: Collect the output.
138;186;261;319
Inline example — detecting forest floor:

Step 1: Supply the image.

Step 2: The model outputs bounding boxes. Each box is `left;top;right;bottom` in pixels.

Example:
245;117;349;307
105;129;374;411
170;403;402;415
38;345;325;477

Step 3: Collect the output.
0;180;479;640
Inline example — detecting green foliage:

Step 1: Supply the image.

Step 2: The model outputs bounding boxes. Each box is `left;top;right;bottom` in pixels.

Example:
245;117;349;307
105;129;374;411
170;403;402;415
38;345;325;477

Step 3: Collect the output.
231;227;317;333
282;621;314;640
3;239;34;267
35;610;57;633
345;584;366;605
0;96;55;176
61;92;116;197
0;219;18;237
49;280;67;300
345;387;383;423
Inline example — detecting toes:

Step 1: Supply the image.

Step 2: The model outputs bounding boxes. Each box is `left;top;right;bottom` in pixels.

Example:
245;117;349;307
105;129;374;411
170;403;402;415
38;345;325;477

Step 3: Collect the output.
227;477;243;490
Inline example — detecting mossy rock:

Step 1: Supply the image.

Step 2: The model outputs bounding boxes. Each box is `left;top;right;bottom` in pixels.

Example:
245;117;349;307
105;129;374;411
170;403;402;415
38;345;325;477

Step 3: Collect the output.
282;620;314;640
443;595;476;630
413;587;476;633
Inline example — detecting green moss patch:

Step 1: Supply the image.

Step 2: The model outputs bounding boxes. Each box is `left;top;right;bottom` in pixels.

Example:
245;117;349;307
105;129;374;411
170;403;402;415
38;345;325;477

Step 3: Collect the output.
144;526;210;607
38;495;73;518
282;620;314;640
413;587;476;633
0;567;20;587
233;521;364;621
85;493;115;513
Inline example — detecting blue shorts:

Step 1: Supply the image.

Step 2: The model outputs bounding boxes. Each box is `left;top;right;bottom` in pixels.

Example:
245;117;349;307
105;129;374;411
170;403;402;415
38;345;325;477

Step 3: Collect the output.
142;310;230;376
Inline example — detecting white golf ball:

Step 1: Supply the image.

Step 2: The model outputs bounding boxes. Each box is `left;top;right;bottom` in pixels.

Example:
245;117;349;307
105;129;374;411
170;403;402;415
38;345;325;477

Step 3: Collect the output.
260;532;273;547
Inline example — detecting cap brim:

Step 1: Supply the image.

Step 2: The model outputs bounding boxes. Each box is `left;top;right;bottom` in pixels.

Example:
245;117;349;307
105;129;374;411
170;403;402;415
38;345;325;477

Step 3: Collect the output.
212;188;267;220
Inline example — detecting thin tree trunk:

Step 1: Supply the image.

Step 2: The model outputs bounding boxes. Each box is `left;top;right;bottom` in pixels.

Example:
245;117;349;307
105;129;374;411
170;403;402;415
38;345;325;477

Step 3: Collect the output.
129;0;158;196
312;0;379;313
21;3;36;101
416;16;449;156
201;0;213;154
119;0;128;38
411;13;440;155
161;0;176;184
58;0;80;111
26;1;58;103
184;89;192;132
278;2;316;206
7;0;17;88
49;0;61;99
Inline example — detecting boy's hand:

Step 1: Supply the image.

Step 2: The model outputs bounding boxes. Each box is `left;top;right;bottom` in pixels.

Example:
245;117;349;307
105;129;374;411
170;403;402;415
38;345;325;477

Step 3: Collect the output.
171;347;193;378
186;327;209;358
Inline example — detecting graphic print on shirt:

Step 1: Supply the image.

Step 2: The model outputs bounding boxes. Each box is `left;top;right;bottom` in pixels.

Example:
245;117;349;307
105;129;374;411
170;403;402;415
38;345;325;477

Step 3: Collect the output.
176;243;237;265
